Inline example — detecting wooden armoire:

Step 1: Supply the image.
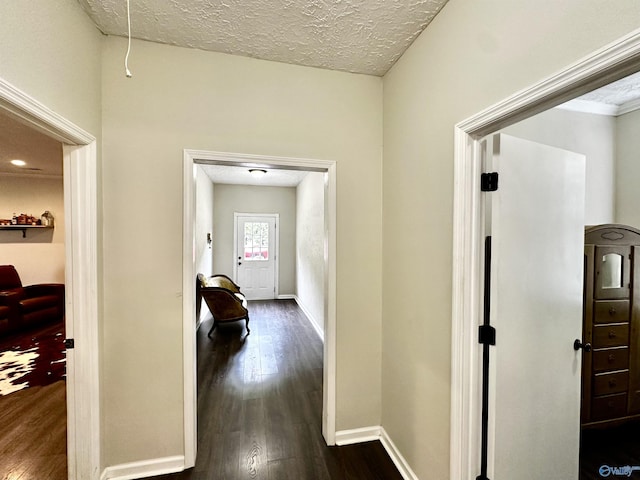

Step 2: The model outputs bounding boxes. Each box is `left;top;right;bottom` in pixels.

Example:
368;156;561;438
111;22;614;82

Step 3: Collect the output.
581;224;640;426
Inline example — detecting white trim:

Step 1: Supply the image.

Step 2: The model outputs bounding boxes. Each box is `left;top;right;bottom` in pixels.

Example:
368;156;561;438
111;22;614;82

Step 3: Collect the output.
617;96;640;116
379;428;420;480
182;155;198;468
293;295;324;341
100;456;185;480
233;212;280;300
450;27;640;480
0;77;94;145
0;76;100;480
277;294;296;300
183;149;338;468
335;426;381;445
323;162;337;446
64;142;101;480
334;427;418;480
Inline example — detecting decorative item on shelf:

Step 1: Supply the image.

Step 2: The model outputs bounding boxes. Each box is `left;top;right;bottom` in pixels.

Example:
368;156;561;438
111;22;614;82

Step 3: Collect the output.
16;213;39;225
40;211;54;227
11;213;17;225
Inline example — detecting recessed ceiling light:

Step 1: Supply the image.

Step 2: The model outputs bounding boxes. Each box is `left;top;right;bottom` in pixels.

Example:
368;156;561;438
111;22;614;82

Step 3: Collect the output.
10;159;26;167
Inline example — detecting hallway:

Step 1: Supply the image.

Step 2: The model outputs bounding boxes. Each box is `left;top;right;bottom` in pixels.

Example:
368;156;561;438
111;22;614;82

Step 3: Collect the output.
153;299;401;480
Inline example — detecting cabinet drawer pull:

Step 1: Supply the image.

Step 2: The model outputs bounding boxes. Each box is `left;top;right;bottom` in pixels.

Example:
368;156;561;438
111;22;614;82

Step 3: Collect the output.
608;401;615;408
609;307;617;315
608;354;616;362
609;379;617;387
609;331;617;338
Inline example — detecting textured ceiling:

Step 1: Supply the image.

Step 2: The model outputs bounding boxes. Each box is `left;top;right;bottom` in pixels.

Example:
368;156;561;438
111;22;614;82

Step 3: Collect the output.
77;0;449;76
580;71;640;106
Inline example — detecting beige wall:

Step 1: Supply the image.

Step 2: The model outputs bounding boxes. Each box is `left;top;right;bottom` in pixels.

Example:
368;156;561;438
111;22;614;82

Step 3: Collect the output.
0;175;65;284
504;107;616;225
616;108;640;227
195;167;214;322
212;183;296;295
296;172;325;333
101;36;382;465
0;0;102;136
382;1;640;478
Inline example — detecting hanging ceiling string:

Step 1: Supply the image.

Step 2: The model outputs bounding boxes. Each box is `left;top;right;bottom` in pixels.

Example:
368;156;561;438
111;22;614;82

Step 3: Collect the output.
124;0;133;77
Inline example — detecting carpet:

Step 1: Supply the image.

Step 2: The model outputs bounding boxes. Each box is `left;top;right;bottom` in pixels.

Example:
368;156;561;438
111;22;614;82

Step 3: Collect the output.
0;323;66;396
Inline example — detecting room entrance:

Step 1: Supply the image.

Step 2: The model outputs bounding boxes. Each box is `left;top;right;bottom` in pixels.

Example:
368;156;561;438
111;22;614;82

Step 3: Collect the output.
451;28;640;480
0;77;99;479
182;150;337;467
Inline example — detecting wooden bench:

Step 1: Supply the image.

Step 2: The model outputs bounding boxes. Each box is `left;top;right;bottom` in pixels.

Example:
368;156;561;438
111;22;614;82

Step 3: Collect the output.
196;274;250;338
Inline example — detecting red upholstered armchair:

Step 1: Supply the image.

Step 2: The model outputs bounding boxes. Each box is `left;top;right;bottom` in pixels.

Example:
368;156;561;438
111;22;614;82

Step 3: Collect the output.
0;265;65;337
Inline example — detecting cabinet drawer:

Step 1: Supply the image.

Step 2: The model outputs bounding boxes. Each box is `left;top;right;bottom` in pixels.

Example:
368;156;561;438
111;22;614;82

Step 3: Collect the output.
593;347;629;372
591;393;628;421
593;324;629;348
593;370;629;396
594;301;629;324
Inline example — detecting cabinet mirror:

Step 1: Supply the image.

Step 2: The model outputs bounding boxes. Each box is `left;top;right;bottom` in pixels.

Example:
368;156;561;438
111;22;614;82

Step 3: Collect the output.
601;253;623;290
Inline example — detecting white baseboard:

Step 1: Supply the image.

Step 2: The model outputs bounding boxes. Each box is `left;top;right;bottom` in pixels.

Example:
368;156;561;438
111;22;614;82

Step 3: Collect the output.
277;294;296;300
335;426;418;480
335;426;381;445
379;427;419;480
100;455;185;480
293;296;324;341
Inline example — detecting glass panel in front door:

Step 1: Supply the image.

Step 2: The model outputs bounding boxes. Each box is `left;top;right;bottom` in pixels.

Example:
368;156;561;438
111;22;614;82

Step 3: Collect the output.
244;222;269;261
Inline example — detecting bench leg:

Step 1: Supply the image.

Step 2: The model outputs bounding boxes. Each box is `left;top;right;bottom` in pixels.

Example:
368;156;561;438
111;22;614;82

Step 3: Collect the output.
245;315;250;335
207;320;218;339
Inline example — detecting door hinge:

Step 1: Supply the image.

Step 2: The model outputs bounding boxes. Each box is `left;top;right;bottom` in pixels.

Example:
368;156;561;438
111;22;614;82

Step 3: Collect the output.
478;325;496;345
481;172;499;192
64;338;75;349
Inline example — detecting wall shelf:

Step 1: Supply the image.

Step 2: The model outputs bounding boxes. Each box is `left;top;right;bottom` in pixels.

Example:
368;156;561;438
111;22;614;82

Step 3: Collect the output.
0;225;54;238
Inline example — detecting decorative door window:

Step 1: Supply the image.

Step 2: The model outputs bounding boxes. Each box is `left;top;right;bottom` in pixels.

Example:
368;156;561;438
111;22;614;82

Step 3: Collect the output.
244;222;269;260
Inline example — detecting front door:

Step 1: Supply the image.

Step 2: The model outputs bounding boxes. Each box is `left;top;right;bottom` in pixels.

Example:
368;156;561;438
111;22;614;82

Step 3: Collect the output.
235;214;277;300
485;134;586;479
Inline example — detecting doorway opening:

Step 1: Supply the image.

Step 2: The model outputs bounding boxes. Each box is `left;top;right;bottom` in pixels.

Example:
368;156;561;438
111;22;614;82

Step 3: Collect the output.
451;30;640;479
182;150;337;467
0;110;68;479
0;78;99;479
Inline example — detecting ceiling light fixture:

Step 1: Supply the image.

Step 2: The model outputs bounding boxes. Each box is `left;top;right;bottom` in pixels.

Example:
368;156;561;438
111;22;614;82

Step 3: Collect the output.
249;169;267;177
10;159;26;167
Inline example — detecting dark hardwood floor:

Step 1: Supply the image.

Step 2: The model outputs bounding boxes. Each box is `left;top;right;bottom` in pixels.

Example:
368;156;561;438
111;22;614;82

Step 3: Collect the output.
0;321;67;480
151;299;403;480
581;422;640;479
0;382;67;480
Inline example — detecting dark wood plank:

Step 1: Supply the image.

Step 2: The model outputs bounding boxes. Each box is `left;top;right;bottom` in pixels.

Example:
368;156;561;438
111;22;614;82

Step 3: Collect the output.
151;299;403;480
0;380;67;480
0;320;67;480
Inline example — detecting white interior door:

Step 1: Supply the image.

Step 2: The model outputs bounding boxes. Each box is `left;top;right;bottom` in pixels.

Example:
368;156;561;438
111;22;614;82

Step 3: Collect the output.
486;134;585;479
235;214;277;300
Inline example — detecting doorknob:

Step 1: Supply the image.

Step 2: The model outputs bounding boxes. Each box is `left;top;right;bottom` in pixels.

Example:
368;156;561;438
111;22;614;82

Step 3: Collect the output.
574;339;592;352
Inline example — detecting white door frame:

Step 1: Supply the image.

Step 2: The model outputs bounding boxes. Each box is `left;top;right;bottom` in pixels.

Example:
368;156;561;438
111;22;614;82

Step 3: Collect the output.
450;28;640;479
233;212;280;299
183;149;337;467
0;78;100;479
